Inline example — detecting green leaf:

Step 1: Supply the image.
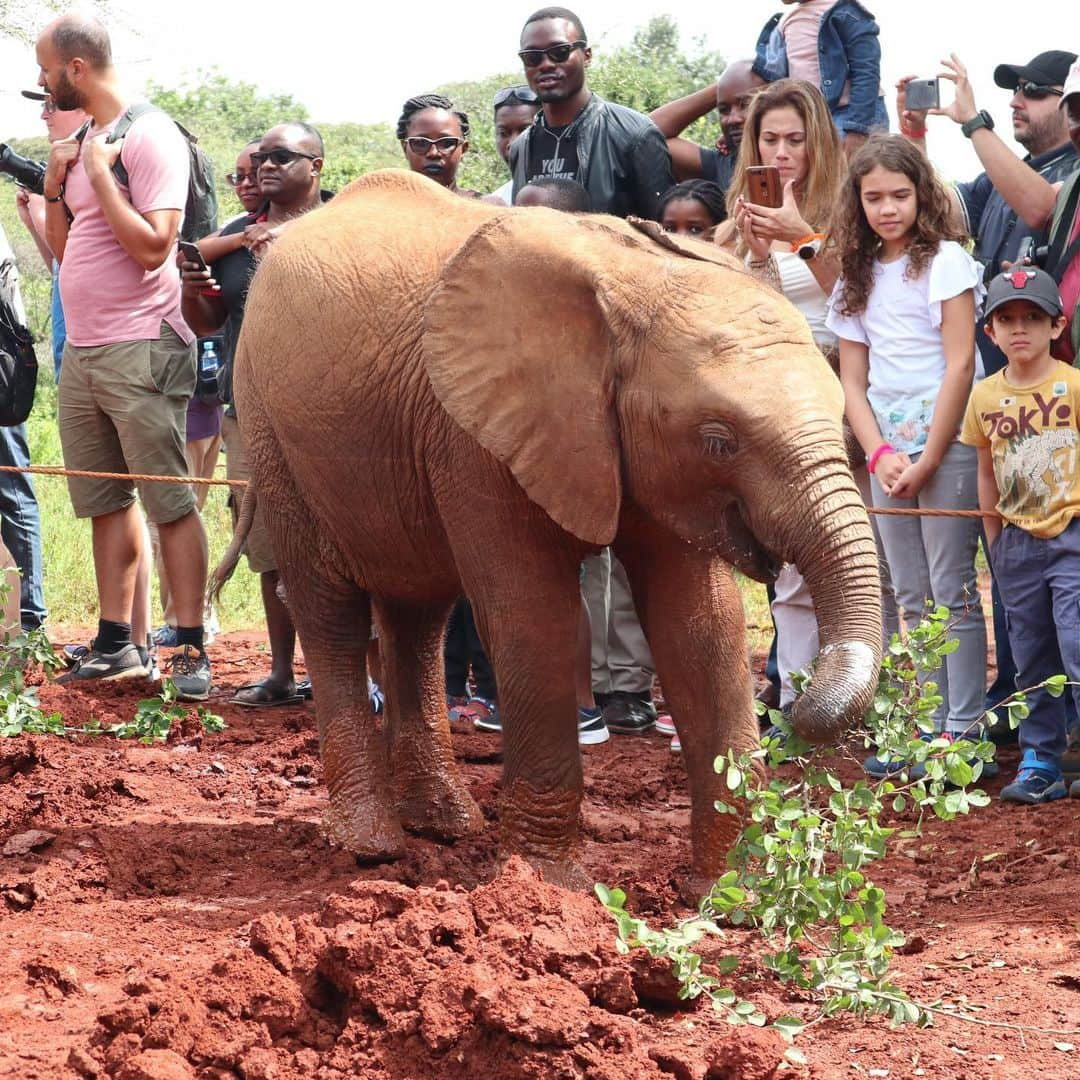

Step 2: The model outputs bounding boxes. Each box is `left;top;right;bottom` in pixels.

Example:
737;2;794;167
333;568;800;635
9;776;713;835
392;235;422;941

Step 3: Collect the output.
725;764;743;791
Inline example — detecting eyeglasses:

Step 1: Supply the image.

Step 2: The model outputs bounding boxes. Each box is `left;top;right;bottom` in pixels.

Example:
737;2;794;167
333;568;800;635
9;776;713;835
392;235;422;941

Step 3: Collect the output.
1017;81;1064;100
41;99;58;115
249;148;317;168
517;41;587;68
403;136;464;154
493;85;539;108
226;171;257;186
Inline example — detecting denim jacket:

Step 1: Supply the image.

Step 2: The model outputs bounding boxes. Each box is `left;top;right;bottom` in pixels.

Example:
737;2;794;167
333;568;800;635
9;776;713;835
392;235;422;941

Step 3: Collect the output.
510;92;675;220
753;0;888;136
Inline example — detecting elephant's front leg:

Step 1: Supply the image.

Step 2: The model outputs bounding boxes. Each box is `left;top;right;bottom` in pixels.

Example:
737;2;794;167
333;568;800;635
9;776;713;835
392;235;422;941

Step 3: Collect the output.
285;572;405;861
374;596;484;840
615;508;759;901
456;542;589;888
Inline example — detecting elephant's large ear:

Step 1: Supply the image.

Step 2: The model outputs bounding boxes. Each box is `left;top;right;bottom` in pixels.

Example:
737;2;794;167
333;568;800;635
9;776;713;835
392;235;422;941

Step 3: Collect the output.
423;209;631;546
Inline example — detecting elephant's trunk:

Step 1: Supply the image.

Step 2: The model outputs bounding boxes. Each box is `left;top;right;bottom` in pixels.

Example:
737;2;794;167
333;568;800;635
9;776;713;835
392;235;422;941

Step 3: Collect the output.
765;451;883;743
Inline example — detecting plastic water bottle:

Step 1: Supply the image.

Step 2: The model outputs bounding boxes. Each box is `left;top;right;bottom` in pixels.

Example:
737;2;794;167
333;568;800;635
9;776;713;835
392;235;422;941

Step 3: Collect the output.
198;339;220;404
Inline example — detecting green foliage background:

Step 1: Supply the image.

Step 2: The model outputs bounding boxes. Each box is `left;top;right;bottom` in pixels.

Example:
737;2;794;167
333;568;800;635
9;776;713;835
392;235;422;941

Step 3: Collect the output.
0;16;728;629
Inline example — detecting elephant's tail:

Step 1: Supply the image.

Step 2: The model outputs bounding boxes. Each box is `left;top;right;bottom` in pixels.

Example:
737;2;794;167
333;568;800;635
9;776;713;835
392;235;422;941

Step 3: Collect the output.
208;484;257;605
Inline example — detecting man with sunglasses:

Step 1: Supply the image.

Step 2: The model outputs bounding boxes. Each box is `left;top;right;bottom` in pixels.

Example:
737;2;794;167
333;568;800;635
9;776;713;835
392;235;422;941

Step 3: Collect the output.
900;49;1079;376
489;85;540;205
34;13;214;698
180;122;327;709
509;7;674;220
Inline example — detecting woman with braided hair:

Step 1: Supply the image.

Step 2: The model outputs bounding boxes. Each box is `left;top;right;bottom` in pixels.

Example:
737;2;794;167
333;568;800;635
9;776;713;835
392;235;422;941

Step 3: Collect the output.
397;93;481;198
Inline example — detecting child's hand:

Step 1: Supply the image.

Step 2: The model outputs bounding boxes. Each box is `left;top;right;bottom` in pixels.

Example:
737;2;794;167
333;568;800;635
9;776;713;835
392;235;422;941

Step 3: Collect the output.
876;451;912;494
887;456;935;499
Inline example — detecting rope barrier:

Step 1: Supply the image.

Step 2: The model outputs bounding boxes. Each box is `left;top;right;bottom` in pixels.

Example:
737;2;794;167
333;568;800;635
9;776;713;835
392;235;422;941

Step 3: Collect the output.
0;464;247;488
0;464;1001;516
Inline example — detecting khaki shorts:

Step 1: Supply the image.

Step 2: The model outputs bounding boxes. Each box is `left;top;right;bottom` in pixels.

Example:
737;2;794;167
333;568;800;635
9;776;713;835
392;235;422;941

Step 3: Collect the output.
59;324;197;525
221;414;276;574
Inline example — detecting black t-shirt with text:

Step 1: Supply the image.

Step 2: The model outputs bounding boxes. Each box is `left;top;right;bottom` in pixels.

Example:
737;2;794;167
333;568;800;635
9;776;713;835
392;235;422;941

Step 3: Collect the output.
525;122;580;184
210;213;259;414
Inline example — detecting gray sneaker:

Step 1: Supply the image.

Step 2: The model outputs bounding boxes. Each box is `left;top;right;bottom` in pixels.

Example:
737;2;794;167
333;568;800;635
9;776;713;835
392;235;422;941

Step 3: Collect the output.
56;643;145;684
167;645;211;701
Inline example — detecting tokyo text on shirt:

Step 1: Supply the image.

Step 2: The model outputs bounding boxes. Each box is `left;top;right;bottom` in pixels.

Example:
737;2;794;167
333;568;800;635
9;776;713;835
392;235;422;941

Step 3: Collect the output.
961;362;1080;538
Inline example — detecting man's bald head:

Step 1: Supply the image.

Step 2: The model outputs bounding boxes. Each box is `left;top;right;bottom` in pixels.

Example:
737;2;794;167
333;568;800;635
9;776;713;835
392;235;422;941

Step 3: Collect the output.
42;12;112;69
262;122;324;158
715;59;765;153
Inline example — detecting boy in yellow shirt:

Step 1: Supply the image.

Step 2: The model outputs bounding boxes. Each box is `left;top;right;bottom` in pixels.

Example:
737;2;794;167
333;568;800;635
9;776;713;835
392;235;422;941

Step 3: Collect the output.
961;267;1078;803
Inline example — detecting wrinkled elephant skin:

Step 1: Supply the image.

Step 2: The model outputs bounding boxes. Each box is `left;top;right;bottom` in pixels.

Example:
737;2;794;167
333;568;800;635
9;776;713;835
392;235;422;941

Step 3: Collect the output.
232;169;882;896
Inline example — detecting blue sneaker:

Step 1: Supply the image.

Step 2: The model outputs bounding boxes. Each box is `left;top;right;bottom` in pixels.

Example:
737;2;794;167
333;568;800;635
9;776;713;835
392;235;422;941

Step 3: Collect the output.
1000;750;1067;804
864;732;999;782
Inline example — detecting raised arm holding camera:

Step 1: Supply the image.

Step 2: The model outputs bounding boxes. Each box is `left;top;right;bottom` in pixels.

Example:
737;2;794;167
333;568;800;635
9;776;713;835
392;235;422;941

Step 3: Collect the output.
897;49;1078;374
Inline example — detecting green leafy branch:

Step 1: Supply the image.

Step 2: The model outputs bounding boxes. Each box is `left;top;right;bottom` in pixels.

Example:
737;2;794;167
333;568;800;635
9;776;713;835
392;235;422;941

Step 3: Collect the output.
598;606;1075;1038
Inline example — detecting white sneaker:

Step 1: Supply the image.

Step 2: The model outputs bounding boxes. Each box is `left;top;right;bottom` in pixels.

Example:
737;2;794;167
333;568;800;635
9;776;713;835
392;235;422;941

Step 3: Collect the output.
578;708;610;746
670;733;682;754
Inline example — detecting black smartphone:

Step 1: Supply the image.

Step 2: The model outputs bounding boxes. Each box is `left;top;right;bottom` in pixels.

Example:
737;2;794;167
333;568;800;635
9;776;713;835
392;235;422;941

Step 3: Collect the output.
177;239;208;272
904;78;941;111
746;165;782;209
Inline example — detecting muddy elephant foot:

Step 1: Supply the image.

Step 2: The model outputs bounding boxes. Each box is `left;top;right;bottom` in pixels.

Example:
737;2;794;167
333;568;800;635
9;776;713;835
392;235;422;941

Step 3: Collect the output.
396;773;484;842
321;798;406;863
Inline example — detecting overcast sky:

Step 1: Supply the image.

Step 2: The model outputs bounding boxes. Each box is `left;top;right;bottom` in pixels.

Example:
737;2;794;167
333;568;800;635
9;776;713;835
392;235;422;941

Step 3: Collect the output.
0;0;1071;183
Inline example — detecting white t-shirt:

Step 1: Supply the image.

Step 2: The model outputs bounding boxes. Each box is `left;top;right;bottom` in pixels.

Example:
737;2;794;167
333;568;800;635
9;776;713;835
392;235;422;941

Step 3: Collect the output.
490;179;514;206
825;240;985;456
774;250;835;350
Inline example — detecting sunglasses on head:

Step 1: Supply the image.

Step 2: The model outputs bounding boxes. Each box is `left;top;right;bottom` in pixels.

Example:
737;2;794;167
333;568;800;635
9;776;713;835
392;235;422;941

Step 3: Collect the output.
1017;81;1064;100
517;40;587;68
227;171;257;186
493;85;539;108
250;148;317;168
403;136;464;154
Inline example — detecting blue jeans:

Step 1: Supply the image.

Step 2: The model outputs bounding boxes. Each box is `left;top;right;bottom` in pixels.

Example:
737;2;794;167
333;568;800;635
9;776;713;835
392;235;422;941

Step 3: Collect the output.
0;423;45;629
990;519;1080;770
871;442;986;733
51;263;66;383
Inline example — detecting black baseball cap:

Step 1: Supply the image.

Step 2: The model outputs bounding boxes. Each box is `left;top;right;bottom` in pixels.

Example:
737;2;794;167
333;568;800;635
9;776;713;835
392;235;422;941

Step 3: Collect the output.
20;89;48;101
994;50;1078;90
984;267;1064;320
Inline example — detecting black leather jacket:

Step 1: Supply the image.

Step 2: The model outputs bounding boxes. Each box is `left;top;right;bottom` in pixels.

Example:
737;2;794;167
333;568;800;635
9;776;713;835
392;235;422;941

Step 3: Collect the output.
509;92;675;220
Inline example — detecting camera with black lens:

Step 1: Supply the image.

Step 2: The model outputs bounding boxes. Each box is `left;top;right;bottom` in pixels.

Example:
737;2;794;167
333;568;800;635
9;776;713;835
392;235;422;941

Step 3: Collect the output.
0;144;46;196
1015;236;1049;269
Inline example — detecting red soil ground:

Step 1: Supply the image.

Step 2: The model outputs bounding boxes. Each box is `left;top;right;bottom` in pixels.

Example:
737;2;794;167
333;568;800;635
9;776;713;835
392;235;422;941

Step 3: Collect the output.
1;629;1079;1079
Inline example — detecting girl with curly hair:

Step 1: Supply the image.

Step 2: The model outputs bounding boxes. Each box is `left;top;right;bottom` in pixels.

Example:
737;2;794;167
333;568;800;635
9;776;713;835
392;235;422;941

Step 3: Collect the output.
827;134;988;767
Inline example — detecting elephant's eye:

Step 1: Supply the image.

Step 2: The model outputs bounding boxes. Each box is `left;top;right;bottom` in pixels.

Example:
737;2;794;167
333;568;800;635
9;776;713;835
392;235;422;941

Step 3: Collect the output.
701;422;738;461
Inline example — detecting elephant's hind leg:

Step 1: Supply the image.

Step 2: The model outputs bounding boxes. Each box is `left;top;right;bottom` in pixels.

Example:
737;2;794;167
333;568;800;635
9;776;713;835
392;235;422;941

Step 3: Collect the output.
374;596;484;841
286;572;406;861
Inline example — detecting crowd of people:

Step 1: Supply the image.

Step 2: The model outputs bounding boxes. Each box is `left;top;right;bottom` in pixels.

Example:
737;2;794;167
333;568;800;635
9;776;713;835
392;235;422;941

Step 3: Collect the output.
2;7;1080;806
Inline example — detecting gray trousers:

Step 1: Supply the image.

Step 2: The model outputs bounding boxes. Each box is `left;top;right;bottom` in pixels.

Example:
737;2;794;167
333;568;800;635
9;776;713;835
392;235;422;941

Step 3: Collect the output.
581;549;655;695
871;441;986;733
991;518;1080;769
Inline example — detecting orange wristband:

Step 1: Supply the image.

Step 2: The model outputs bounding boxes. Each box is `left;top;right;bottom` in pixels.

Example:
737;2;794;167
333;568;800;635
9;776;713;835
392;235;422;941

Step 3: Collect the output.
790;233;825;253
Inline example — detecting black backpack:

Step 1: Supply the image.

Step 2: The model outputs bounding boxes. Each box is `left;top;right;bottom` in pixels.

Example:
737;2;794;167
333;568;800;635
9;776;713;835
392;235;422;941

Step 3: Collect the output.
107;103;218;242
0;294;37;427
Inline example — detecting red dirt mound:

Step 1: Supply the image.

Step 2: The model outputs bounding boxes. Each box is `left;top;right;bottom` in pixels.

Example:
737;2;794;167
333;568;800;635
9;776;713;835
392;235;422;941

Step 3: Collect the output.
1;630;1079;1079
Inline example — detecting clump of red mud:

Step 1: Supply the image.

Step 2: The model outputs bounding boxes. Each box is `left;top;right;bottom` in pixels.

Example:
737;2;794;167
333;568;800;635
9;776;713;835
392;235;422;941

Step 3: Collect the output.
81;857;785;1080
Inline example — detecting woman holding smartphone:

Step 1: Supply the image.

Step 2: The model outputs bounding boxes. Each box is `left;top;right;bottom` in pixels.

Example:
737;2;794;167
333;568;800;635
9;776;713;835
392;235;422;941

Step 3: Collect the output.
714;79;897;721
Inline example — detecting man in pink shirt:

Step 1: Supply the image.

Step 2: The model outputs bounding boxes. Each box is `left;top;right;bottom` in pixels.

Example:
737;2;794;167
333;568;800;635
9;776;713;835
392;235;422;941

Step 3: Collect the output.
36;12;211;700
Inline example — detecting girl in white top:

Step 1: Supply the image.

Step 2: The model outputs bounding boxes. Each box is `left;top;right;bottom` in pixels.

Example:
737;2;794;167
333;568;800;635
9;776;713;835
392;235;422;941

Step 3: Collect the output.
828;135;987;750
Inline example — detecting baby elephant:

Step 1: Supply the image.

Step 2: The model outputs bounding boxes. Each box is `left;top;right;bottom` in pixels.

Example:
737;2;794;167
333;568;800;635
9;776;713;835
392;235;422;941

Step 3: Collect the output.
222;169;881;897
